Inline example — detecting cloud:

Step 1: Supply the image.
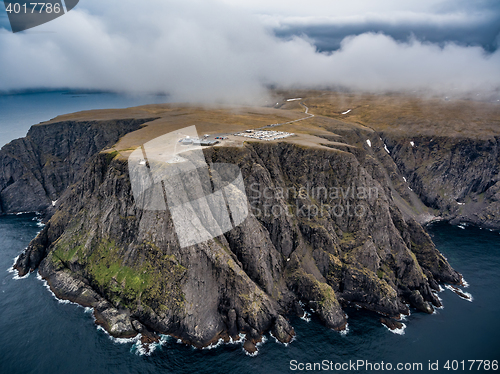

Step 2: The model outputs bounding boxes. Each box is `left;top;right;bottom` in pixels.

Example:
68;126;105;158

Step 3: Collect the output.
271;12;500;52
0;0;499;103
232;0;500;52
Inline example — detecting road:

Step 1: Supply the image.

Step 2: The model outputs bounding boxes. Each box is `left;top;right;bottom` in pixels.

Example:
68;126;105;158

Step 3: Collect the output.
257;101;314;130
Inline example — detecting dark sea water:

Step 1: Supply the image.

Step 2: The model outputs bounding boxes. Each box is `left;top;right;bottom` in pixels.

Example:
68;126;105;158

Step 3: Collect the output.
0;217;499;374
0;93;499;373
0;91;169;147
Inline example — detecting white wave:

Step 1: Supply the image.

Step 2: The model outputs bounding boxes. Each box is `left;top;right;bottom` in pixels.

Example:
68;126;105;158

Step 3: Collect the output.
10;270;29;280
159;334;170;344
300;311;311;322
402;304;412;317
202;338;225;350
256;335;267;347
36;272;81;306
339;323;349;336
11;254;20;264
269;331;296;347
227;333;245;345
131;339;158;356
84;307;94;314
462;278;470;288
131;335;170;356
458;290;473;302
97;325;141;344
8;255;30;280
382;322;406;335
36;221;45;228
14;211;31;215
244;348;258;357
445;285;473;302
241;335;268;357
433;294;444;309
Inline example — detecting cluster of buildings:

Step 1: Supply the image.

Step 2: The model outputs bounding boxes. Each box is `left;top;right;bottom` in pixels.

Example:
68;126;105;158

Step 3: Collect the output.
180;136;219;146
234;130;295;141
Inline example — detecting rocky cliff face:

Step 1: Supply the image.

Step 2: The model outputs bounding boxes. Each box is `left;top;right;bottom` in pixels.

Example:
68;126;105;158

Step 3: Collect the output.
382;134;500;229
0;118;155;215
13;115;464;351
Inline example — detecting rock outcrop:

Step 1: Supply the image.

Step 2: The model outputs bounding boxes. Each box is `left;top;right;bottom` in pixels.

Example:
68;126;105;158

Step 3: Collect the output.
382;134;500;229
0;118;155;215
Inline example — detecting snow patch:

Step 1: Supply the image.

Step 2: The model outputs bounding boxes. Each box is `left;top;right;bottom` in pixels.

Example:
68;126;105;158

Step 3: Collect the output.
341;109;352;115
366;139;371;147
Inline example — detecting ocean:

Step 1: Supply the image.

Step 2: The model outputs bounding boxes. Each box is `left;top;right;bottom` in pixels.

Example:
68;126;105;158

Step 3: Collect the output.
0;93;499;373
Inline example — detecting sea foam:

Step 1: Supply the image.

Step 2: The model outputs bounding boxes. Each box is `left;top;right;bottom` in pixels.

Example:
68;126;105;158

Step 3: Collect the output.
300;310;311;322
382;322;406;335
8;254;29;280
445;285;473;302
339;323;349;336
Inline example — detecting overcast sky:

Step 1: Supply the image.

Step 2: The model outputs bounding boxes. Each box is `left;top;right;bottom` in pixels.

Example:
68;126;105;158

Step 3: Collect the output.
0;0;499;103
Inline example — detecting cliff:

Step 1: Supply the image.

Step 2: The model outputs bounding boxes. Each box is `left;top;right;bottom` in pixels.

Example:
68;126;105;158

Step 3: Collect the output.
8;95;493;352
0;117;156;214
383;134;500;228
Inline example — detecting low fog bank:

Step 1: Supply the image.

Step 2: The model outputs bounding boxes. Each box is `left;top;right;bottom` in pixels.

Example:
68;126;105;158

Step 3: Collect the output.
0;0;498;105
